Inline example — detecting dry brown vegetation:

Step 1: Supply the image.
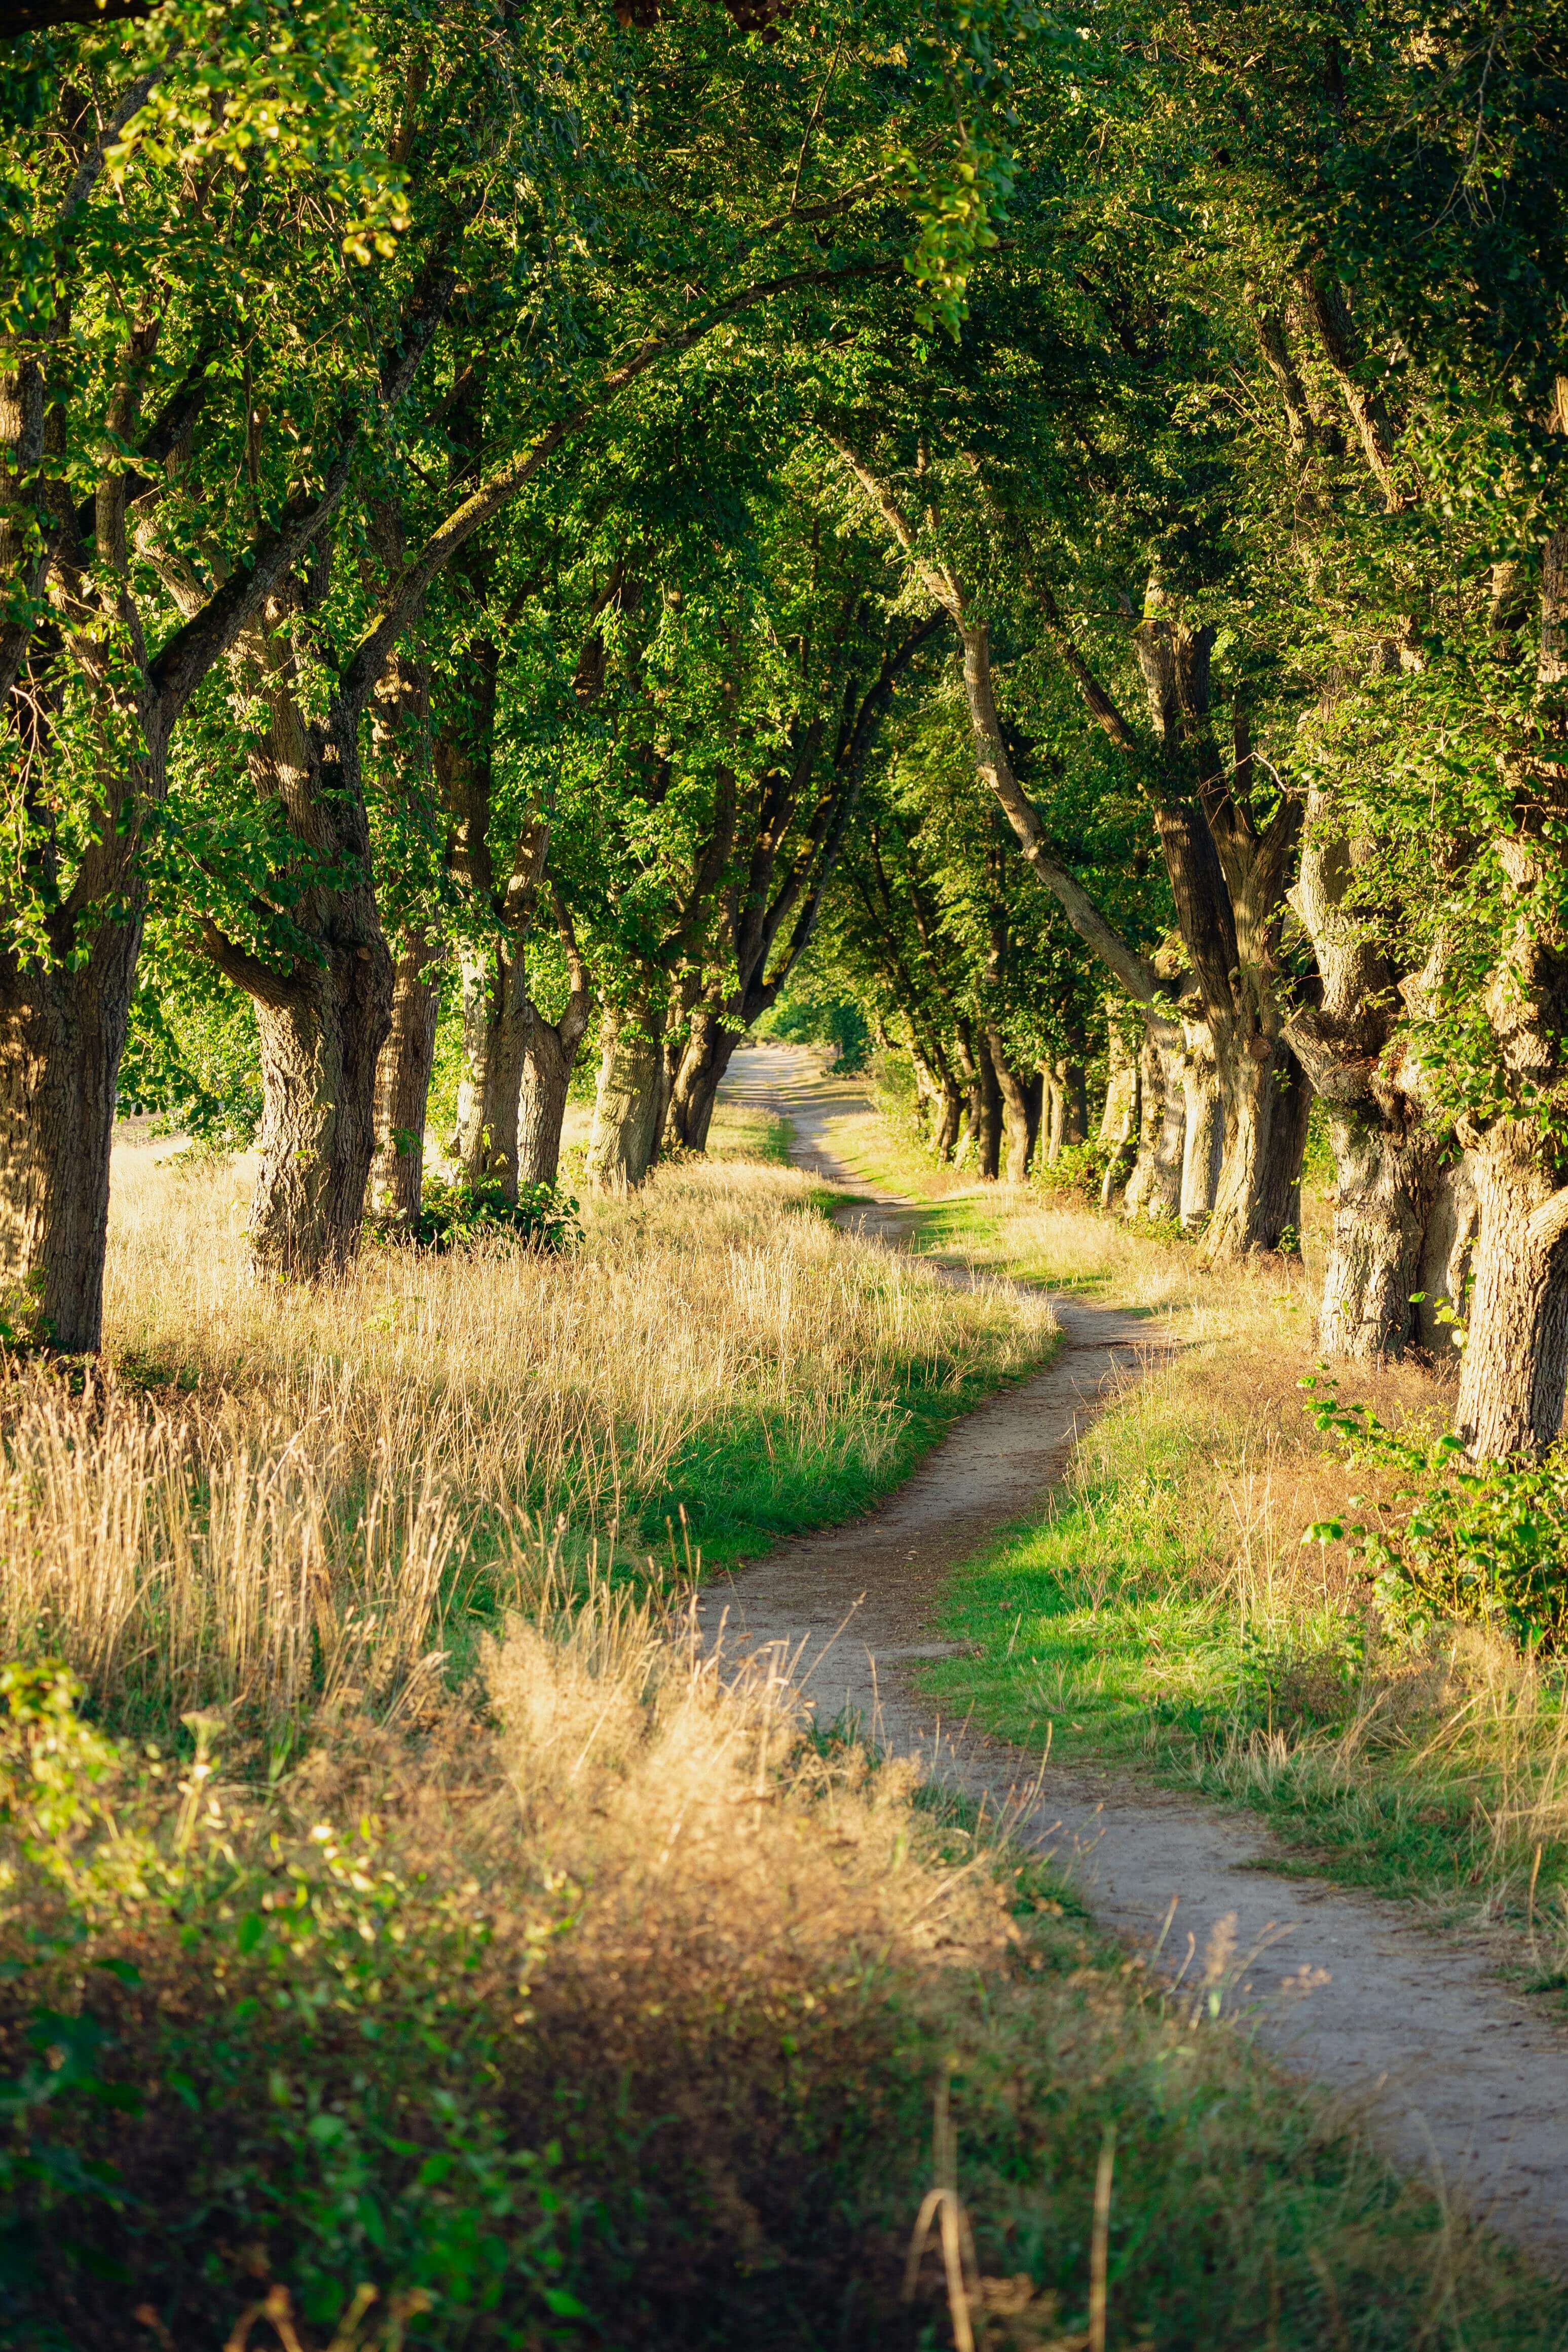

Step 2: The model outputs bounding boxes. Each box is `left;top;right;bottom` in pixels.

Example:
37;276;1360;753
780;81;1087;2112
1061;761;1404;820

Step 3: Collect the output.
0;1116;1048;1735
8;1556;1565;2349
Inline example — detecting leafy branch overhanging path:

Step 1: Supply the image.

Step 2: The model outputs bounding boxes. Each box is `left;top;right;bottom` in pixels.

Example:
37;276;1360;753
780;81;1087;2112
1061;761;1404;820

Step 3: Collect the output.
704;1044;1568;2278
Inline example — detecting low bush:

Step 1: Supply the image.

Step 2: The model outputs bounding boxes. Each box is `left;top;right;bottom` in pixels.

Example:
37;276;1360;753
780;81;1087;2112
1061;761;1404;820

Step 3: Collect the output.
372;1177;583;1255
1303;1375;1568;1652
1030;1138;1114;1204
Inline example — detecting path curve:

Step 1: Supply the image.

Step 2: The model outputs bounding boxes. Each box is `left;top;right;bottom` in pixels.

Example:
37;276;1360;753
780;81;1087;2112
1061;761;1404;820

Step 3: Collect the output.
708;1044;1568;2275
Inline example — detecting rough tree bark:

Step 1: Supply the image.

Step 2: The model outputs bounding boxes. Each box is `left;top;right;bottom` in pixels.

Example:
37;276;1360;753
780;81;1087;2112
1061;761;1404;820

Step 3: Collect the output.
247;928;393;1277
203;599;397;1280
0;895;146;1350
1285;782;1445;1357
1415;1156;1479;1358
369;936;443;1224
1179;1023;1223;1225
1043;1060;1089;1163
454;937;529;1195
586;1002;670;1190
973;1030;1003;1180
1125;1015;1186;1222
918;1044;963;1159
667;1003;738;1153
1457;1125;1568;1458
986;1027;1033;1183
1098;1031;1141;1209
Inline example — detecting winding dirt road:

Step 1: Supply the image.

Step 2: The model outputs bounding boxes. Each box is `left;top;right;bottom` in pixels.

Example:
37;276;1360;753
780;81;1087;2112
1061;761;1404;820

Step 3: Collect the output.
706;1043;1568;2275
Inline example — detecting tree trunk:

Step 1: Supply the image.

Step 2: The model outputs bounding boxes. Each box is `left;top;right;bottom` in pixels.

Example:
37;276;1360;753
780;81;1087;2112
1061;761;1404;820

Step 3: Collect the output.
249;941;394;1278
0;925;141;1352
1099;1044;1141;1209
369;936;442;1224
1456;1124;1568;1459
1180;1029;1223;1225
910;1050;944;1146
974;1033;1003;1180
1043;1059;1089;1163
952;1023;981;1164
1414;1154;1479;1358
1206;1037;1311;1256
586;1004;668;1190
1098;1024;1136;1145
454;940;528;1199
986;1027;1033;1183
667;1005;738;1152
931;1072;962;1160
516;1011;582;1191
1125;1017;1185;1222
1317;1104;1441;1358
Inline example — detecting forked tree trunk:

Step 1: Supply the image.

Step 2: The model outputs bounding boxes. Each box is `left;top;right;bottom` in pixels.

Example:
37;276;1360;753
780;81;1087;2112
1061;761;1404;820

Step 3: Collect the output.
0;918;142;1351
1206;1038;1310;1256
667;1005;738;1153
1284;778;1449;1350
369;937;442;1224
1316;1105;1440;1358
518;977;592;1189
454;940;528;1199
1457;1123;1568;1460
586;1004;668;1190
250;942;394;1278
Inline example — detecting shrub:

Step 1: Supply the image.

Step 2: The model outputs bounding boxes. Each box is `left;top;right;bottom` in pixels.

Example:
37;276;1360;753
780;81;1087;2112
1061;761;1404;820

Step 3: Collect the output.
1031;1138;1113;1203
1303;1374;1568;1652
372;1177;582;1255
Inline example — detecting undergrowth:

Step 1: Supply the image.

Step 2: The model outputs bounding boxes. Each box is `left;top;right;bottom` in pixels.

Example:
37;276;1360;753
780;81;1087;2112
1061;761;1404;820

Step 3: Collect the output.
4;1586;1564;2352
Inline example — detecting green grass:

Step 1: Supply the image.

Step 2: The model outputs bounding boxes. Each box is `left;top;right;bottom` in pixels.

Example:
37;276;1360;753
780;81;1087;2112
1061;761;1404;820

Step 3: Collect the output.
641;1347;1056;1567
916;1394;1246;1766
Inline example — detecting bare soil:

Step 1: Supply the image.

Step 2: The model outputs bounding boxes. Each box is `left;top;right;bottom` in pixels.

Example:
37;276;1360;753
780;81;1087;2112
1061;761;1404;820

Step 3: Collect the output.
706;1043;1568;2275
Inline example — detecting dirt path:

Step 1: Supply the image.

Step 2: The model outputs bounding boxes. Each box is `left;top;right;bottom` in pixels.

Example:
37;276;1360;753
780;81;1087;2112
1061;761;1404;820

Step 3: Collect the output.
708;1044;1568;2275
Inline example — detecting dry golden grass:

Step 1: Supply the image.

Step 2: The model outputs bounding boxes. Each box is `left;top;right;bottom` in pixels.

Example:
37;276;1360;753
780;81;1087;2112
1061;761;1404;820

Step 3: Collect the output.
0;1113;1049;1731
12;1557;1562;2348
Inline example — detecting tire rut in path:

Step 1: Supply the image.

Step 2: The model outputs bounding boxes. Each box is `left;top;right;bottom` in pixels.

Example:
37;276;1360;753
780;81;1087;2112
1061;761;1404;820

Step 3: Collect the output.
706;1045;1568;2276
